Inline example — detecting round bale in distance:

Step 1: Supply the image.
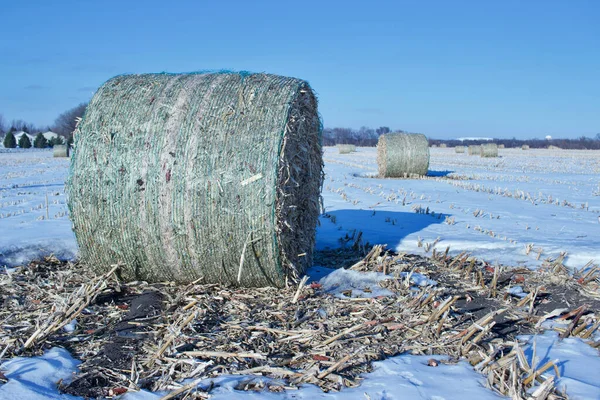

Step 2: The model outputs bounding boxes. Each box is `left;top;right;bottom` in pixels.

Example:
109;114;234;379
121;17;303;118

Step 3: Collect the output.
455;146;466;154
377;133;429;177
480;143;498;158
522;144;530;150
467;145;481;155
338;144;355;154
53;145;69;157
67;72;323;287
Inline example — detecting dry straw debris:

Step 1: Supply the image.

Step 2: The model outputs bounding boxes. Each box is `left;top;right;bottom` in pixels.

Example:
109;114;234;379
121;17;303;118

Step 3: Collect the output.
377;133;430;177
480;143;499;158
67;72;323;287
467;145;481;156
455;146;466;154
1;249;597;398
53;145;69;158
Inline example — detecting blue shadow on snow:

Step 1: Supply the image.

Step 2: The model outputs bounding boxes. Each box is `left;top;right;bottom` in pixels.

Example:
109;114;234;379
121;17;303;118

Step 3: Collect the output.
316;209;447;251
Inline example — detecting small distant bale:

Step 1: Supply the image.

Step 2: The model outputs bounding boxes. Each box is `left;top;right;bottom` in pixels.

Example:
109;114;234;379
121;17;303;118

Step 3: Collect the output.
467;145;481;155
377;133;429;177
53;145;69;157
522;145;530;150
498;144;505;149
67;72;323;287
547;145;561;150
480;143;498;158
338;144;355;154
455;146;466;154
439;143;447;148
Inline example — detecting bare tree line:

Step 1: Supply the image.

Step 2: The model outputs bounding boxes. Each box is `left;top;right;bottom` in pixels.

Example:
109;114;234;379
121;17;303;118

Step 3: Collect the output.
0;103;87;139
323;126;396;146
429;136;600;150
2;109;598;150
323;127;600;150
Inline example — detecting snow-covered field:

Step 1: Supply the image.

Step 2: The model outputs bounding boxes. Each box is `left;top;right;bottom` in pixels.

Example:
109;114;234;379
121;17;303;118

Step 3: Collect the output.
319;147;600;272
0;149;75;267
1;147;599;399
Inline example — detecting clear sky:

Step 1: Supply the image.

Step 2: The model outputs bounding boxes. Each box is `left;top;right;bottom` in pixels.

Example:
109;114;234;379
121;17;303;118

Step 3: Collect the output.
0;0;598;139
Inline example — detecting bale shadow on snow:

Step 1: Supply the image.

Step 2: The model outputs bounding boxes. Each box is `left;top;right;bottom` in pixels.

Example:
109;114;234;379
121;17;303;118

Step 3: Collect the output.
427;170;453;177
314;209;447;269
351;169;455;179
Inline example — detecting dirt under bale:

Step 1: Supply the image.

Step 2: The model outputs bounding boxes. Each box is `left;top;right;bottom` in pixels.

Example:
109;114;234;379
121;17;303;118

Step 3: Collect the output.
1;251;597;398
67;72;323;287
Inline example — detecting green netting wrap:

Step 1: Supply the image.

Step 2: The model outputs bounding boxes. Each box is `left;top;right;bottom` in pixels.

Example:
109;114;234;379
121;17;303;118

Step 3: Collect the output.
67;72;323;287
377;133;429;177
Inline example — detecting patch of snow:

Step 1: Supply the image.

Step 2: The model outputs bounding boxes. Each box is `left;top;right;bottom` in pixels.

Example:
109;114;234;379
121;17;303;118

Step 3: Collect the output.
0;348;80;399
63;319;77;333
0;349;506;400
318;268;393;298
400;271;437;286
520;331;600;400
507;285;527;298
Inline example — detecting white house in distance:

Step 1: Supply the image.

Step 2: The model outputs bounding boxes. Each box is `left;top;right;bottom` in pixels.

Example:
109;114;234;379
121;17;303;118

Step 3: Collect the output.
13;131;35;143
41;131;60;141
10;131;62;146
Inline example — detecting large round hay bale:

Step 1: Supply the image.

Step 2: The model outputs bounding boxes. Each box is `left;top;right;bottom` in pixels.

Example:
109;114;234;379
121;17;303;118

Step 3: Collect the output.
455;146;466;153
548;145;561;150
467;145;481;155
53;145;69;157
338;144;355;154
377;133;429;177
67;72;323;287
522;144;530;150
498;144;505;149
480;143;498;158
439;143;447;148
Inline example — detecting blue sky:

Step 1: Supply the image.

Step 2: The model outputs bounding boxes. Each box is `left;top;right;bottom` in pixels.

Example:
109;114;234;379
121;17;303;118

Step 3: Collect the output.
0;0;598;139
